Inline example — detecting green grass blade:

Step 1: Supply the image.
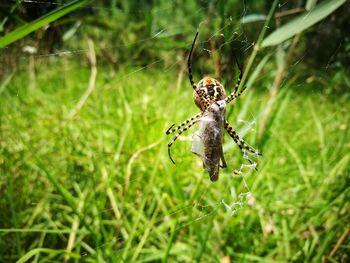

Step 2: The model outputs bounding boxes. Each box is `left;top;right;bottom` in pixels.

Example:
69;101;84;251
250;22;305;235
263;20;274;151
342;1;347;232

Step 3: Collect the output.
0;0;90;48
305;0;318;11
0;228;87;234
163;220;178;263
16;248;80;263
261;0;346;48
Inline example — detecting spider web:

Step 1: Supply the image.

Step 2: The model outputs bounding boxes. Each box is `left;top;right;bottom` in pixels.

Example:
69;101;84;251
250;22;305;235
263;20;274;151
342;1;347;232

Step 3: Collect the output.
1;0;339;261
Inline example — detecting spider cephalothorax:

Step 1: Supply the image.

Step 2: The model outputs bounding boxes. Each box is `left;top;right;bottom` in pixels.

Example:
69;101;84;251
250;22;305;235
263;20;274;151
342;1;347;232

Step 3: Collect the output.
166;31;260;180
193;77;226;111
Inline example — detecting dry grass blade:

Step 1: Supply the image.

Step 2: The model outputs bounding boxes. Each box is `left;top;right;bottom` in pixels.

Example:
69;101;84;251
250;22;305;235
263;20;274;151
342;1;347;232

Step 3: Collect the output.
329;227;350;258
258;33;301;137
68;39;97;118
125;139;162;190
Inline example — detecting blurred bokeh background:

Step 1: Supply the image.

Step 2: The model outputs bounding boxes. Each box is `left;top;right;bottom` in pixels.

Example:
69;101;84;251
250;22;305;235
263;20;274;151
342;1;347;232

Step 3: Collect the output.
1;0;349;262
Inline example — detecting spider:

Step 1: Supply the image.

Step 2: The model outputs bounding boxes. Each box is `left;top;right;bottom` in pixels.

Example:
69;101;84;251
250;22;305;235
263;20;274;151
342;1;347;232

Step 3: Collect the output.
166;31;260;167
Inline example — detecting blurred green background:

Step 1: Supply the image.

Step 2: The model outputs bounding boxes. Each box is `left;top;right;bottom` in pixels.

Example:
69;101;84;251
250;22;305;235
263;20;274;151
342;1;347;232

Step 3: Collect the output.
1;0;349;262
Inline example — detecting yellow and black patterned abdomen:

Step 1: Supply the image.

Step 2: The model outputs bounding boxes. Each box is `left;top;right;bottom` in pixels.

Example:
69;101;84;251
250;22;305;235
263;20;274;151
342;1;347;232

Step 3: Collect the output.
193;77;226;111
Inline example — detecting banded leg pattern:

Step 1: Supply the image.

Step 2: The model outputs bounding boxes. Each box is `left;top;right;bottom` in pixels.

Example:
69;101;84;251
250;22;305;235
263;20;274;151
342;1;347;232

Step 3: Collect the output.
225;85;247;104
231;50;243;95
224;121;260;155
168;119;199;164
166;113;202;135
188;32;199;89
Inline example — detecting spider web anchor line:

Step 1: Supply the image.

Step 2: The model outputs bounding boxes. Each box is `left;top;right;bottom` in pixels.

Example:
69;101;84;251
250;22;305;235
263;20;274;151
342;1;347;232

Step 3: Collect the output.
232;149;260;175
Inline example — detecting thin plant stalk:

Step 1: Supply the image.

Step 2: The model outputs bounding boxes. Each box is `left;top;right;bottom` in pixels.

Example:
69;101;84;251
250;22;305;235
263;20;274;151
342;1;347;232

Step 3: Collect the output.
239;0;279;90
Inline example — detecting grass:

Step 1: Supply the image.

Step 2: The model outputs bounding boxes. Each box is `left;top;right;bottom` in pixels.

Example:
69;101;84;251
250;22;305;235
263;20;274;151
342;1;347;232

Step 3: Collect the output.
1;59;349;262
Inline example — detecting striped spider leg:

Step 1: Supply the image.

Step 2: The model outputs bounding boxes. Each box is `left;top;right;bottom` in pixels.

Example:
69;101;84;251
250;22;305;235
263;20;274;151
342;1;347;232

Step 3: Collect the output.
224;121;261;170
166;113;202;135
188;32;213;110
222;53;261;159
166;113;202;164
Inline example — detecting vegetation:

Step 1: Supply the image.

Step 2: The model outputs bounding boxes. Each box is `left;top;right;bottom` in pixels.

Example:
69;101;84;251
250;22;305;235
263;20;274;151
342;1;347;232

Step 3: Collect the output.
1;0;349;262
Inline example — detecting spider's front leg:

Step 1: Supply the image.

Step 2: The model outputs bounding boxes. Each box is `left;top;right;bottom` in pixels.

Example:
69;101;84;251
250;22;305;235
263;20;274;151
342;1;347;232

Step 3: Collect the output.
166;116;200;164
225;85;247;104
187;31;214;111
225;52;248;104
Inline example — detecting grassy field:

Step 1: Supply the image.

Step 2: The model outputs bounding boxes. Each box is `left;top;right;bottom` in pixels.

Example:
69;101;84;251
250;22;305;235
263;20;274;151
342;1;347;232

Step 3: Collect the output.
1;60;349;262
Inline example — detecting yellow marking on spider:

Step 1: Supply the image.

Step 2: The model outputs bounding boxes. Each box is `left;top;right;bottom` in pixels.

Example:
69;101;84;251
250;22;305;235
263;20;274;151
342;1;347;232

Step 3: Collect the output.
213;87;220;98
204;77;215;86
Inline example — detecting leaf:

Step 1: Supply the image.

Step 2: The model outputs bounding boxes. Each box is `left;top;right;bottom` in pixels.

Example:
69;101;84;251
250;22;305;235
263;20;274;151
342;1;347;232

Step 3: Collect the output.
305;0;318;11
240;14;266;24
0;0;90;48
261;0;346;48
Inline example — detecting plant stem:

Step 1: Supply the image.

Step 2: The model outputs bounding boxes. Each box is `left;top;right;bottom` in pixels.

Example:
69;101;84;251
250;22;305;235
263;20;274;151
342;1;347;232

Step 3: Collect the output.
240;0;279;89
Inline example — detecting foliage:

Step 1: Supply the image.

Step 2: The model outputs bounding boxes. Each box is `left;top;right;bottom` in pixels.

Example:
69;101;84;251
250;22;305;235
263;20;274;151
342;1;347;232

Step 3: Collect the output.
1;60;349;262
1;0;349;77
261;0;347;47
0;0;90;48
1;0;350;262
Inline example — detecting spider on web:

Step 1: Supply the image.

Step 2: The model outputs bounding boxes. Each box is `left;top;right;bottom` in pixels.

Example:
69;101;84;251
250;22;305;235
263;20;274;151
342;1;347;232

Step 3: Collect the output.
166;31;261;181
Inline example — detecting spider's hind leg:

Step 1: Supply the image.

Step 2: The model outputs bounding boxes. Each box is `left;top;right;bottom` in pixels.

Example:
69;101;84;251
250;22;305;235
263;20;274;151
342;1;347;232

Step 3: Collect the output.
167;117;199;164
224;120;261;157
